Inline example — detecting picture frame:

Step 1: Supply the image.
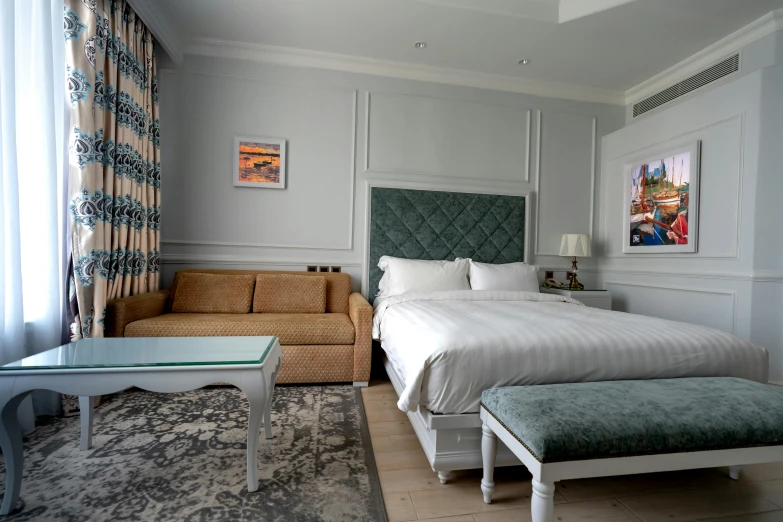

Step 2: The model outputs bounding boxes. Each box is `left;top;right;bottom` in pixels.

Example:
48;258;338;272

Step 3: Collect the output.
622;140;700;254
233;136;286;189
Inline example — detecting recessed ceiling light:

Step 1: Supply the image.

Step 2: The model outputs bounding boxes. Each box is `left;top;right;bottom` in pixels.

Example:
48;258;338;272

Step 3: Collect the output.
518;59;531;65
414;41;428;49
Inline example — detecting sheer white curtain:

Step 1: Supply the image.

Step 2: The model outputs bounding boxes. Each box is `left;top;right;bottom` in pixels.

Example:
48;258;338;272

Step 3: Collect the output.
0;0;68;425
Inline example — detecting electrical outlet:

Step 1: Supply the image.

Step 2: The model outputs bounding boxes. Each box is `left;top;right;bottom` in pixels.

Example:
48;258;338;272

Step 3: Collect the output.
566;271;573;280
544;270;553;279
318;266;329;272
307;266;317;272
330;266;341;273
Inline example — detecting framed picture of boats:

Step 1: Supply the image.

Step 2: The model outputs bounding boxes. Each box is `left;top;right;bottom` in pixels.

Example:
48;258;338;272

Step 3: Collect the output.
233;136;286;189
622;140;700;254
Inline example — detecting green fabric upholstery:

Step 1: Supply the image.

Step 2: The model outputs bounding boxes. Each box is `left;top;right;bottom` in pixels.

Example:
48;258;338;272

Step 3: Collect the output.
481;378;783;463
369;187;526;302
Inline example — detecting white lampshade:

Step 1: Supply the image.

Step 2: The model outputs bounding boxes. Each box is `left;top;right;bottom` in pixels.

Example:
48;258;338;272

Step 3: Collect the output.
559;234;591;258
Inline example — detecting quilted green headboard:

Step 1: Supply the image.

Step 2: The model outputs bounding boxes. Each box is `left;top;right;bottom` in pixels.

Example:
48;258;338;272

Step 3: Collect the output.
368;187;526;300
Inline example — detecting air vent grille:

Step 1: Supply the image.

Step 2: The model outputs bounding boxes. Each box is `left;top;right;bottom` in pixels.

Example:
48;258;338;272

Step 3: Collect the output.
633;54;739;117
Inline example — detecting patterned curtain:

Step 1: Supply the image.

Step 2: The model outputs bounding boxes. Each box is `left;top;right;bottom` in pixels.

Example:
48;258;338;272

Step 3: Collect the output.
64;0;161;338
63;0;161;414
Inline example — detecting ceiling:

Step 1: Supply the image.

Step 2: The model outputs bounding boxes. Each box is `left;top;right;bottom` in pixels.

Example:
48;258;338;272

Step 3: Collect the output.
151;0;783;100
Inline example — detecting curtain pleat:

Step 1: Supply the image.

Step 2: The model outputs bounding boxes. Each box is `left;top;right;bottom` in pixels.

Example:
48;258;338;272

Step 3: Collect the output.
63;0;161;415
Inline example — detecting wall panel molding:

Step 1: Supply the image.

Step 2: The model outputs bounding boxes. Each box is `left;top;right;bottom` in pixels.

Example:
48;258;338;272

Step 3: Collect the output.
594;267;783;282
603;280;738;334
602;113;744;260
534;110;597;256
161;254;361;267
364;92;531;183
160;71;358;252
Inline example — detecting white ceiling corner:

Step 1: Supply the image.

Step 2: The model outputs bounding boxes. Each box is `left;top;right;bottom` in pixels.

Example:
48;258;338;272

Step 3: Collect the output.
128;0;184;65
558;0;636;23
407;0;559;23
624;8;783;106
408;0;638;23
186;38;626;105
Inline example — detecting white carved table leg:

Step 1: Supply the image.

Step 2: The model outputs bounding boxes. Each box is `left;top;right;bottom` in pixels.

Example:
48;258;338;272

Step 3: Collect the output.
437;471;452;484
263;392;273;440
79;396;95;451
729;465;743;480
262;357;280;440
243;372;268;493
531;479;555;522
481;424;497;504
0;392;32;515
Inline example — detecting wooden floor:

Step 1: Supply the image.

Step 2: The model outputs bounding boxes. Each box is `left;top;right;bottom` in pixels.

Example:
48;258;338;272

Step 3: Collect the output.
361;380;783;522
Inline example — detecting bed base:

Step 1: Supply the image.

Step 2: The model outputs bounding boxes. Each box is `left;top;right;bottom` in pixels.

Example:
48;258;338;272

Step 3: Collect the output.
383;357;521;482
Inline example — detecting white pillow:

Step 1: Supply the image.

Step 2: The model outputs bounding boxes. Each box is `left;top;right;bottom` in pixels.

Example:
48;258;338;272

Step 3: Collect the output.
377;256;470;297
468;261;539;292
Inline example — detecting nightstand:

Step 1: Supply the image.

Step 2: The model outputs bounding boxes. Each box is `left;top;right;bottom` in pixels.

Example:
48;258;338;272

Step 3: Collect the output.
539;288;612;310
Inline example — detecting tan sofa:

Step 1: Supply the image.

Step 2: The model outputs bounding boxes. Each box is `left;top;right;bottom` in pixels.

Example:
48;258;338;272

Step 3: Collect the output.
104;269;372;385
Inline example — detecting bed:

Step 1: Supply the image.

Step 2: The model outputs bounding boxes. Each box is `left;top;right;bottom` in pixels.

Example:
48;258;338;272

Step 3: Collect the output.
366;186;769;483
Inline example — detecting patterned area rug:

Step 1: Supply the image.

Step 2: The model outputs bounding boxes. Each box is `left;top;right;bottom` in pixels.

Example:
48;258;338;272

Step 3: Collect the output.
0;386;386;521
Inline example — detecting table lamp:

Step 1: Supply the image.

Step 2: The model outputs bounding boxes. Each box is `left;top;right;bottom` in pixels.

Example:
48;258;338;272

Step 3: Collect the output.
559;234;591;290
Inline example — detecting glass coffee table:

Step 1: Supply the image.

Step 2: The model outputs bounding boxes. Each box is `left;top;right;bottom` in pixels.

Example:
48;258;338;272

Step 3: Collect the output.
0;336;282;515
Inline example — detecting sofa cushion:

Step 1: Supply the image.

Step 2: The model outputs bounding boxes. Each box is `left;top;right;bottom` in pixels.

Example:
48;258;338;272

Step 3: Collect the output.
253;274;326;314
172;270;351;314
172;273;255;314
124;313;355;345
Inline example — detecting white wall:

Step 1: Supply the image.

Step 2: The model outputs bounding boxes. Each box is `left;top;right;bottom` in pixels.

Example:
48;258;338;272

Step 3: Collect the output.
595;32;783;382
158;54;624;293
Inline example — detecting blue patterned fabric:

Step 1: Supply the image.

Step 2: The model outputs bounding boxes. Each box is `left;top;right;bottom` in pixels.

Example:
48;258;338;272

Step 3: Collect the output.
482;378;783;463
369;188;525;300
63;0;160;417
65;0;161;341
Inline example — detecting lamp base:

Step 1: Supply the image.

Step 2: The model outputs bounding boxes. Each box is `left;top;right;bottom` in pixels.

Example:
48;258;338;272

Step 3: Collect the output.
569;256;584;291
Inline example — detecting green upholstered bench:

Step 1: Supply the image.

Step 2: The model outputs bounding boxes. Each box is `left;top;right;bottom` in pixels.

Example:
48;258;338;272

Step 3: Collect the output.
479;377;783;522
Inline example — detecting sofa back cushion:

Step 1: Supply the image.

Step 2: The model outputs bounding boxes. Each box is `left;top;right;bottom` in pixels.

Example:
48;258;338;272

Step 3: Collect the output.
253;274;327;314
172;269;351;313
171;273;255;314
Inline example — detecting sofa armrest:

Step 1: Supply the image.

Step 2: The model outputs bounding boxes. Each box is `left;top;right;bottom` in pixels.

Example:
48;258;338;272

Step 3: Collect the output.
349;292;373;383
104;290;171;337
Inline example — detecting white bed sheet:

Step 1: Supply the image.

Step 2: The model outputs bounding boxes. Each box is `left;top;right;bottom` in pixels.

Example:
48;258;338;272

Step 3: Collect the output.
372;290;769;414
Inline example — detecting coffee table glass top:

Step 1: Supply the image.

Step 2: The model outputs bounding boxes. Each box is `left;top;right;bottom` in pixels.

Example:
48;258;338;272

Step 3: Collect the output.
1;337;278;371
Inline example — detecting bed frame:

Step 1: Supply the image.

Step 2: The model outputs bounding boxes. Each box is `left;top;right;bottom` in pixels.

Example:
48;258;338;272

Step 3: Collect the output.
365;183;533;482
384;356;522;483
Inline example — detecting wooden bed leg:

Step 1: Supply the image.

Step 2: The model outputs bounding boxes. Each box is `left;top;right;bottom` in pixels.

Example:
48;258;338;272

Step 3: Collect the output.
729;465;743;480
531;479;555;522
437;471;452;484
481;424;497;503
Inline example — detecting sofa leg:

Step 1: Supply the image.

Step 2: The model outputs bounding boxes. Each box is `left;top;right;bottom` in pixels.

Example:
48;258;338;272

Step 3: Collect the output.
353;381;369;387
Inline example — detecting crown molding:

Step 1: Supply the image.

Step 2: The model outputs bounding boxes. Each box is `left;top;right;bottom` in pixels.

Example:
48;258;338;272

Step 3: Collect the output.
625;9;783;106
185;38;625;105
127;0;184;65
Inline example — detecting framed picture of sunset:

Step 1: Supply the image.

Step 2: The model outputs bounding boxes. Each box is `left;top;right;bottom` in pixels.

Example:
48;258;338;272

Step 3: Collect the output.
233;136;286;189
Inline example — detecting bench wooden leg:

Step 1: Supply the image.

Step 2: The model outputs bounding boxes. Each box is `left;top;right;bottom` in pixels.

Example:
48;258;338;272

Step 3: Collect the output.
531;479;555;522
481;423;497;503
729;465;743;480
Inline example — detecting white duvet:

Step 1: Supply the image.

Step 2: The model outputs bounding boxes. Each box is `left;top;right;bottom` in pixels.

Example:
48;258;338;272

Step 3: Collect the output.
372;290;769;414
